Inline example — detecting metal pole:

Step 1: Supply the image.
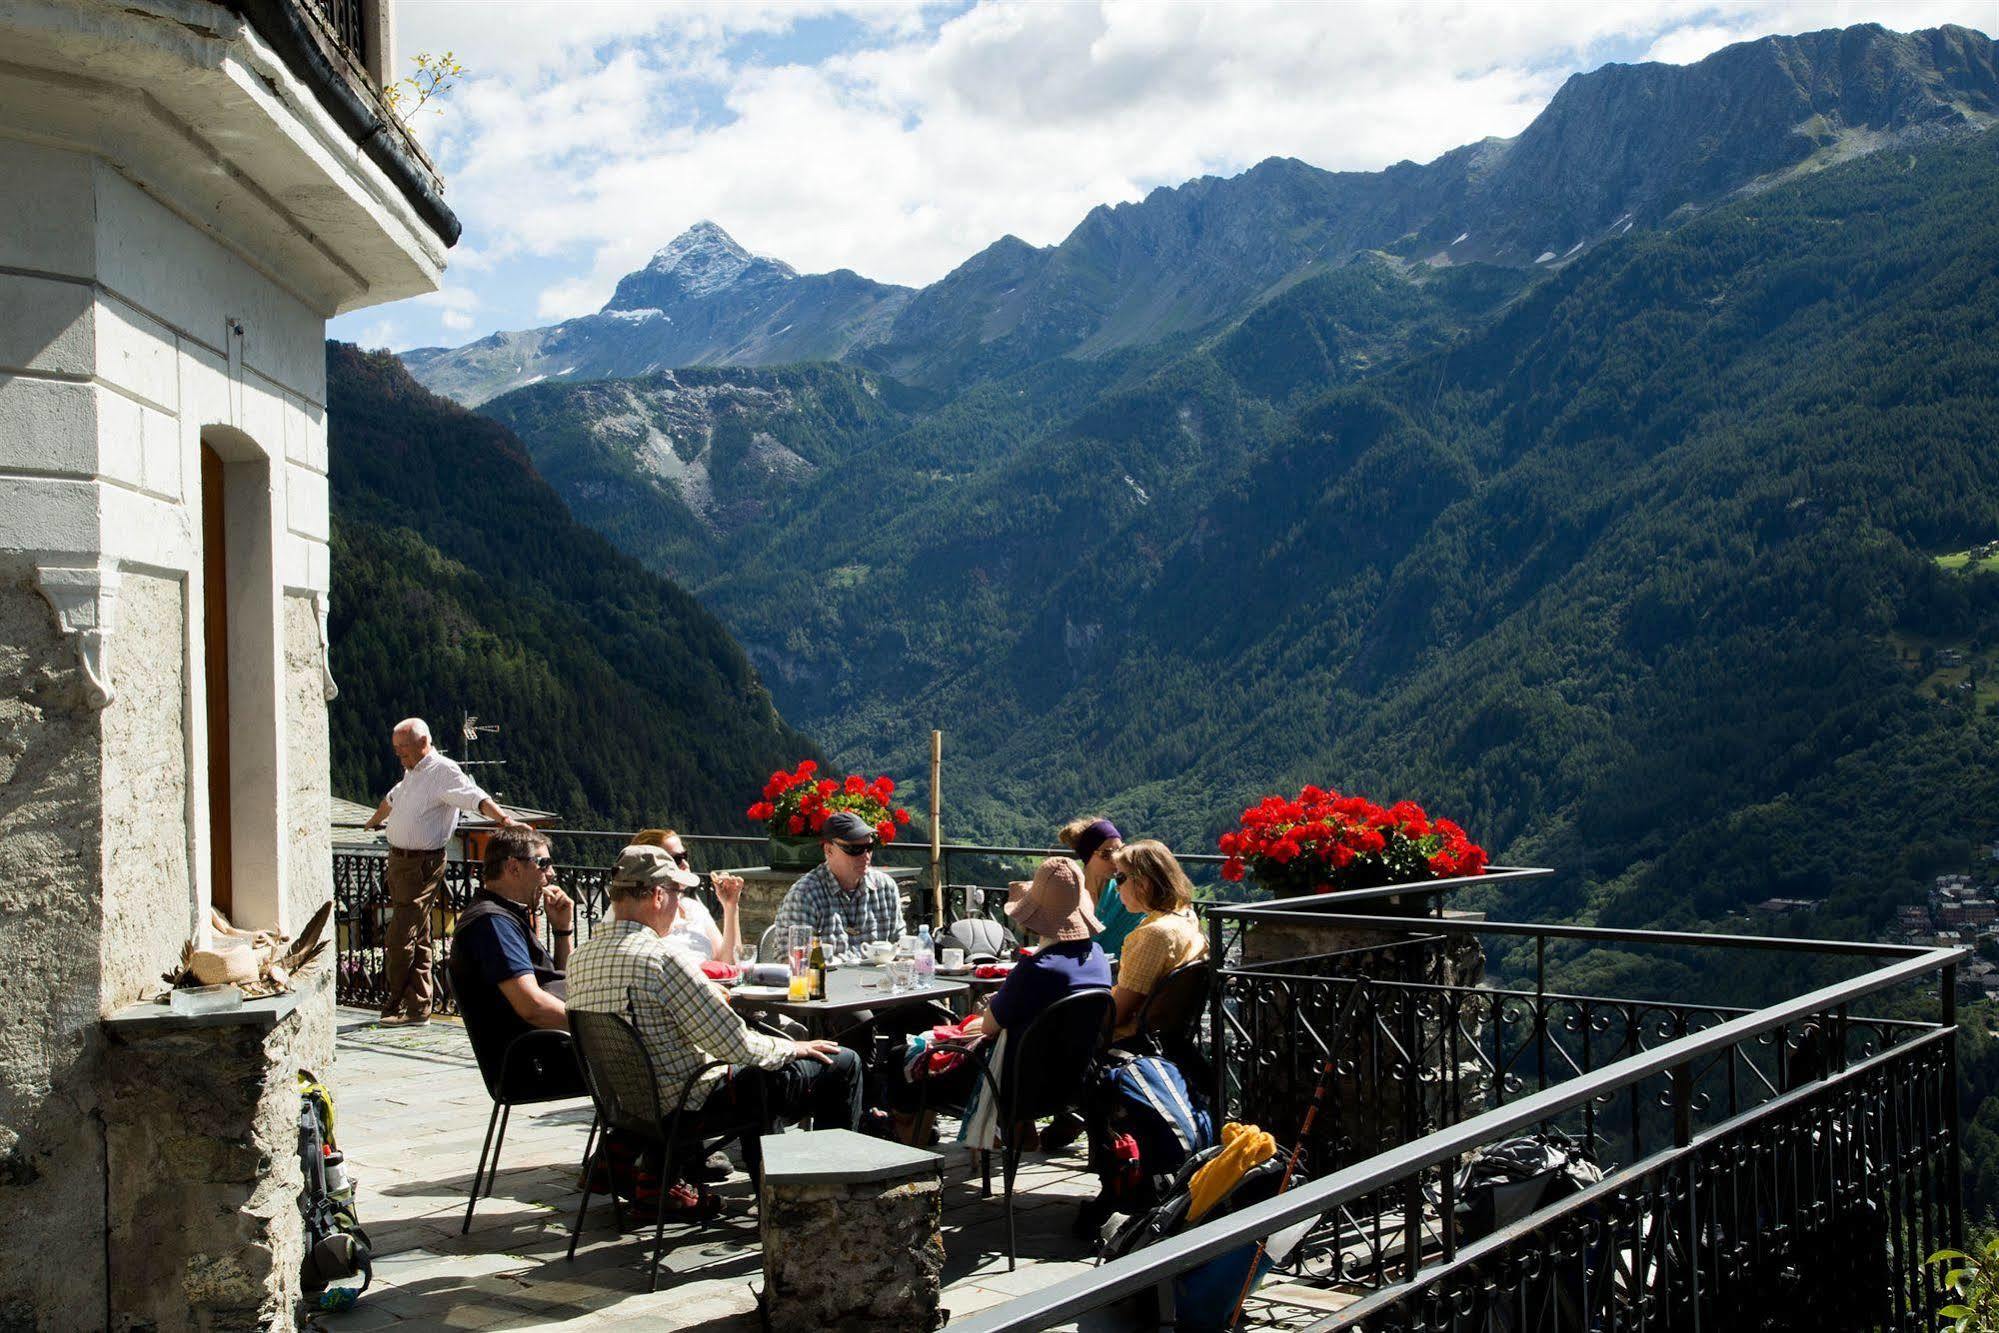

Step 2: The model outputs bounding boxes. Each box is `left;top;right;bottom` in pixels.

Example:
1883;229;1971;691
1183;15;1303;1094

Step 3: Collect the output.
929;729;943;929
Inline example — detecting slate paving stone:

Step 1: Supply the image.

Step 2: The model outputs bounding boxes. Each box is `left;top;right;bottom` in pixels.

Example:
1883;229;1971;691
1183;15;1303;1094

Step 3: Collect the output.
331;1017;1103;1327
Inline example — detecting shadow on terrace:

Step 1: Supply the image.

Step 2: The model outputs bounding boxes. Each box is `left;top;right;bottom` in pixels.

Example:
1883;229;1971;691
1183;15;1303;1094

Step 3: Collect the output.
328;841;1964;1330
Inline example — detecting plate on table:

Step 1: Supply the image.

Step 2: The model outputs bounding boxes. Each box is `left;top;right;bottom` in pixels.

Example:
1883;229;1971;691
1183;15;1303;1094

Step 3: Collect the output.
935;963;975;977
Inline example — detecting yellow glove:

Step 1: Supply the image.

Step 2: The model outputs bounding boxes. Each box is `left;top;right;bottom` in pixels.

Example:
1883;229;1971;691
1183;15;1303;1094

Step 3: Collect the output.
1186;1121;1276;1224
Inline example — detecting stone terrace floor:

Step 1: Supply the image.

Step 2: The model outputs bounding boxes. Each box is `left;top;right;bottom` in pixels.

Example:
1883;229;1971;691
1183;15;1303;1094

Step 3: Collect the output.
307;1009;1109;1331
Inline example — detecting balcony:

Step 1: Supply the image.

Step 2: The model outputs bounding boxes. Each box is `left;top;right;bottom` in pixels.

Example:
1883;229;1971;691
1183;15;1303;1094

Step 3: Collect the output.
330;842;1962;1328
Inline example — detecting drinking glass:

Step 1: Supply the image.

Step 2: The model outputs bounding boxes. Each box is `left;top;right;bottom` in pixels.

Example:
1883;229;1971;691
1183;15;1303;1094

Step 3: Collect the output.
887;959;917;994
788;925;812;972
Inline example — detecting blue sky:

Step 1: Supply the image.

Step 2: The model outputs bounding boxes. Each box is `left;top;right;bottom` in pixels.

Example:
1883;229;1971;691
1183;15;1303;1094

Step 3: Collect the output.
332;0;1996;354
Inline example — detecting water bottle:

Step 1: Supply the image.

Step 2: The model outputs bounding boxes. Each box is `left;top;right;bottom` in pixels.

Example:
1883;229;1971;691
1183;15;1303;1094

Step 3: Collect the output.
915;924;936;982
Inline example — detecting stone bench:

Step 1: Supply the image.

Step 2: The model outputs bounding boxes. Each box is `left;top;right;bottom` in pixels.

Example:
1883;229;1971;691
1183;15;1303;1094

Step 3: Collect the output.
759;1128;943;1331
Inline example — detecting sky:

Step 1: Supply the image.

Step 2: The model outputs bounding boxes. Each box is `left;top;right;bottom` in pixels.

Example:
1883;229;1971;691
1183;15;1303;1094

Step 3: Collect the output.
330;0;1997;353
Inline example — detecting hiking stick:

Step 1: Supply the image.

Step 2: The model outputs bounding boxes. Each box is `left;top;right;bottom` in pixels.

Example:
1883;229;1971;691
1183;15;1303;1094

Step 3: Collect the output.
1226;1051;1338;1329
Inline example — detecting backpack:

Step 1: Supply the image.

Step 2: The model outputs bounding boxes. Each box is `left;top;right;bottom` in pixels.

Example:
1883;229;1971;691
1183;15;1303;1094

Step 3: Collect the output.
297;1070;372;1301
1090;1050;1214;1209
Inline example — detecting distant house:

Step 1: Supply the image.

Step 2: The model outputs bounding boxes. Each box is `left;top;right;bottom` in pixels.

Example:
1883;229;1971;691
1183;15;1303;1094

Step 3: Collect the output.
330;792;560;862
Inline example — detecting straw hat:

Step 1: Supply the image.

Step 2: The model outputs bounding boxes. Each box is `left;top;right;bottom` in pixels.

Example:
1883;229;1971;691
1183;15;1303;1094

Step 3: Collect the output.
1005;856;1102;942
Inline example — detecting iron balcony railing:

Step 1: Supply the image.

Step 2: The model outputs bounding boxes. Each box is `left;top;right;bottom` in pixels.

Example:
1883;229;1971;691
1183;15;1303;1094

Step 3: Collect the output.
329;840;1962;1326
955;888;1962;1330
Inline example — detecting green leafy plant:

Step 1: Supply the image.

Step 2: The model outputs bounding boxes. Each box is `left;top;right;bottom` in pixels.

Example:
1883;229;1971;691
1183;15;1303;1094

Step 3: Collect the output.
383;51;464;119
1931;1238;1999;1331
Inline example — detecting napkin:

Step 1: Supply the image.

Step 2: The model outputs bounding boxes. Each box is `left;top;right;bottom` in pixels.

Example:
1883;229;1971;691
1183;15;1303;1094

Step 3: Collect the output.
699;961;741;981
972;963;1013;980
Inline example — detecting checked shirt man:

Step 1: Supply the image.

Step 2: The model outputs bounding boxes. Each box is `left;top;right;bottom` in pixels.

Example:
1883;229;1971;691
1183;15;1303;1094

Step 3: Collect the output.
568;845;864;1178
769;811;905;948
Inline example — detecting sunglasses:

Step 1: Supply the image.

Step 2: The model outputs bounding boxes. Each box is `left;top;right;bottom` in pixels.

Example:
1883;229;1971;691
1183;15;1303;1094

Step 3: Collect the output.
836;841;877;857
514;854;554;869
668;850;691;867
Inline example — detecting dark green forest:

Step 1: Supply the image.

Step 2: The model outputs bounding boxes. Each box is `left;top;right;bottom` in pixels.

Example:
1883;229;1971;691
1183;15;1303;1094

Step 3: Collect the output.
324;343;816;828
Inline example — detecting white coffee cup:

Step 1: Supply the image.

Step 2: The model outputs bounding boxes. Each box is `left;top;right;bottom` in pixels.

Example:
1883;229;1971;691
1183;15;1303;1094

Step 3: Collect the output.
941;947;966;970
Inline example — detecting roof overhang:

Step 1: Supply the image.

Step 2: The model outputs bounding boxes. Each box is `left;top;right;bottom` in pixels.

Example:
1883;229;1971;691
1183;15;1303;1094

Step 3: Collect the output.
0;0;456;316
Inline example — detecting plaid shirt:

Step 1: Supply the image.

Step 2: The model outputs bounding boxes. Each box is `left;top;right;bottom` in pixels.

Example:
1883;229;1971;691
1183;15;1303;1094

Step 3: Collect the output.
1114;908;1207;1039
568;917;791;1110
770;863;904;947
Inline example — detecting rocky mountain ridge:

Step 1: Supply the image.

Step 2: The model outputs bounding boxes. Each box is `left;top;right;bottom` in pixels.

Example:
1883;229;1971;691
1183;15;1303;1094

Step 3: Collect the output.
405;23;1996;404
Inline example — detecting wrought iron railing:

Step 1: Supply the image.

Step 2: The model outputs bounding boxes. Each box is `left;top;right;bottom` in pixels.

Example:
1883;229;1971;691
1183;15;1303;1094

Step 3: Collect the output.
953;887;1962;1330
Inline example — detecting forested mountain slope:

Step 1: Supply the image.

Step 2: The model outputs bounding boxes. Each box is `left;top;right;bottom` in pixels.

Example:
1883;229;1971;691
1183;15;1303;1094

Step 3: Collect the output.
544;126;1999;953
325;343;815;826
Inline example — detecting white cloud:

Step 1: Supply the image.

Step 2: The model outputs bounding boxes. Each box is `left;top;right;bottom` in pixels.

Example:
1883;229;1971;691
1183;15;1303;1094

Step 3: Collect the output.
333;0;1993;350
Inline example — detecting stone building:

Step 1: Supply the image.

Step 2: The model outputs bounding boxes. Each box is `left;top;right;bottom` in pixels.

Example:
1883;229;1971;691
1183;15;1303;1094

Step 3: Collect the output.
0;0;453;1324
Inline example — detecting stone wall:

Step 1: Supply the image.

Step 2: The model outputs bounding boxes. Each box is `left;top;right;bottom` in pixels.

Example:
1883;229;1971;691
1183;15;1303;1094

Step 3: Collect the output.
0;564;108;1329
99;570;194;1008
285;595;334;1070
102;1005;305;1332
761;1174;944;1330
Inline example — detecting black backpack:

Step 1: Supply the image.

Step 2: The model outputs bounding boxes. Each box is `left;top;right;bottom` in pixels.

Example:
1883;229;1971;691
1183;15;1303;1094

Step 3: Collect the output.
297;1072;372;1298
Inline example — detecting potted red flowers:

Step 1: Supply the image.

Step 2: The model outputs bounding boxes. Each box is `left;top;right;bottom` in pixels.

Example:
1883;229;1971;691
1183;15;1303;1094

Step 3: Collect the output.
1218;785;1488;902
746;760;912;870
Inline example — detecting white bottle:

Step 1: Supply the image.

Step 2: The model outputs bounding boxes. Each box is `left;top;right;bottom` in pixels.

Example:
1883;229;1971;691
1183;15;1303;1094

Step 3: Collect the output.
915;924;936;980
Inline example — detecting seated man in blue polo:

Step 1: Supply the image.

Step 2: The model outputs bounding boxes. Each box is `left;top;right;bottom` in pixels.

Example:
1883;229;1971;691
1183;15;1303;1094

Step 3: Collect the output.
769;811;905;948
449;826;585;1099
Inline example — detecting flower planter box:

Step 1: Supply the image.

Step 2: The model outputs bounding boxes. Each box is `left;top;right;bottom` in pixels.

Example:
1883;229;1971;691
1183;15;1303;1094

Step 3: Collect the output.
767;835;823;871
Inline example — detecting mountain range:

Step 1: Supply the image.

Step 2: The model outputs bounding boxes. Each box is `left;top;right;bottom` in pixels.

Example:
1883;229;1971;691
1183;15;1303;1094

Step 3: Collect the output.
407;23;1997;407
368;21;1999;925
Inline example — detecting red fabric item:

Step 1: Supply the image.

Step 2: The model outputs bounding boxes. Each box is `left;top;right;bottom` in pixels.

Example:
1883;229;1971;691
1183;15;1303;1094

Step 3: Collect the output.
699;961;741;981
973;963;1013;980
923;1016;986;1076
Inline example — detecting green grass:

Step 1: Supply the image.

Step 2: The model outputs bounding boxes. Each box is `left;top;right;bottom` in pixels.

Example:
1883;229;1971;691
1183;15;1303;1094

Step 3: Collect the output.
1936;550;1999;572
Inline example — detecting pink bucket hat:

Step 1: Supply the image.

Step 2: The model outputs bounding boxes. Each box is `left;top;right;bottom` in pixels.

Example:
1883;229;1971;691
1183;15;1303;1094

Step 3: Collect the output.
1005;856;1102;942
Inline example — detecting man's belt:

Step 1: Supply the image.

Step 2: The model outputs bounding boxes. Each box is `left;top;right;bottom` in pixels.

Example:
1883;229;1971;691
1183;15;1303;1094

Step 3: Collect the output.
388;845;445;857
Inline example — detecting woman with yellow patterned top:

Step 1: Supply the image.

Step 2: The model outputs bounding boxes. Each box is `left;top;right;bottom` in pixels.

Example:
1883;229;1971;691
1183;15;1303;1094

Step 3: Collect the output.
1107;840;1209;1042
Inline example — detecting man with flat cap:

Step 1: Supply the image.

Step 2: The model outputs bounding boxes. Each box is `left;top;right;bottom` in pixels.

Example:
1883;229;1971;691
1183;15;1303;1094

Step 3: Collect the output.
569;844;865;1179
769;810;906;948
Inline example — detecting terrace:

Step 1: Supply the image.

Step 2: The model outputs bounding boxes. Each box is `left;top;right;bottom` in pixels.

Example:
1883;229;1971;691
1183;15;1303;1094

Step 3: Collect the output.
329;838;1964;1329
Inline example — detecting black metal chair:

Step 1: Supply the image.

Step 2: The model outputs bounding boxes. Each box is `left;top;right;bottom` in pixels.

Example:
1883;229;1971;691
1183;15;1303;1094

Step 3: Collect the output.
446;951;592;1235
565;1003;769;1290
1128;959;1213;1084
925;987;1116;1270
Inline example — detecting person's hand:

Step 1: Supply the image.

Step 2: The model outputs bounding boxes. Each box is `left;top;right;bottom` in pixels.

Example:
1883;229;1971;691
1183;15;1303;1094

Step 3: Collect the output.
500;815;529;830
791;1038;841;1064
541;883;574;932
713;872;743;910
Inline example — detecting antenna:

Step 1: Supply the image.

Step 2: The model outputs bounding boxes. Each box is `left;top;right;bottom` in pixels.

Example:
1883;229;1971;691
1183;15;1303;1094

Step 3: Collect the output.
459;712;506;769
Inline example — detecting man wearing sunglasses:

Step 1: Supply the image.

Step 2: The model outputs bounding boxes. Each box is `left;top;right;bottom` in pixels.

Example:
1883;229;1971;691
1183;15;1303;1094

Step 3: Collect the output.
769;811;906;950
450;827;578;1072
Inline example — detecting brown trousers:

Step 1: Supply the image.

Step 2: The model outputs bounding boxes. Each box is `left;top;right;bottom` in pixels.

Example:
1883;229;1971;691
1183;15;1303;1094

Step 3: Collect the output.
381;848;447;1018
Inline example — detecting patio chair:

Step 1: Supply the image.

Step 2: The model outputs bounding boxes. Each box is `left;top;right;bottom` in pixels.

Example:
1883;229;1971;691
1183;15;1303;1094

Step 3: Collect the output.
756;922;785;962
446;951;592;1236
1127;960;1213;1088
565;1001;769;1291
942;916;1010;961
923;987;1116;1270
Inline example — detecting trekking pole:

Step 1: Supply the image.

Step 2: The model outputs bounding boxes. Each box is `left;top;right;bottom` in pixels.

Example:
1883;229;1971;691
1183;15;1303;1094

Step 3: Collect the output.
1226;1051;1338;1330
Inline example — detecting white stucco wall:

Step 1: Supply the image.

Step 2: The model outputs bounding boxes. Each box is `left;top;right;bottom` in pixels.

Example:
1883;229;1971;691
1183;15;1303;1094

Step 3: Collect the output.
0;2;444;1316
0;138;340;1320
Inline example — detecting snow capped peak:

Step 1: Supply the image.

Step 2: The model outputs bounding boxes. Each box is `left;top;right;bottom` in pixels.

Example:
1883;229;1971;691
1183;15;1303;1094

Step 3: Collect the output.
601;222;798;312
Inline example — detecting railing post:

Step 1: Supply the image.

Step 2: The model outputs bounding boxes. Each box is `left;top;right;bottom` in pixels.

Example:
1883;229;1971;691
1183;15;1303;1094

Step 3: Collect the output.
1671;1060;1693;1149
1209;909;1228;1121
1534;934;1548;1093
1943;962;1964;1254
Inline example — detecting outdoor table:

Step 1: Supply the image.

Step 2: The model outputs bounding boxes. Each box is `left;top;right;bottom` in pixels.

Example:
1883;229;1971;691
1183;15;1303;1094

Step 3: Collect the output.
729;966;972;1035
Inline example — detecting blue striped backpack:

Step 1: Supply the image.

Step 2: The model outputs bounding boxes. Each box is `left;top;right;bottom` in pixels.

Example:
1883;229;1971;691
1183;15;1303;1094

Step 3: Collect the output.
1092;1050;1215;1207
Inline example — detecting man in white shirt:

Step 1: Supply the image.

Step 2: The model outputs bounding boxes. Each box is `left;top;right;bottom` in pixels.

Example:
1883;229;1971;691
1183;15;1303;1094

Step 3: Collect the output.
362;717;524;1024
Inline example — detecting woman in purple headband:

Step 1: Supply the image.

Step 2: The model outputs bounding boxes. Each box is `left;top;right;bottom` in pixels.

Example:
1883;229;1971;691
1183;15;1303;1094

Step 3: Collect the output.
1058;815;1142;955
